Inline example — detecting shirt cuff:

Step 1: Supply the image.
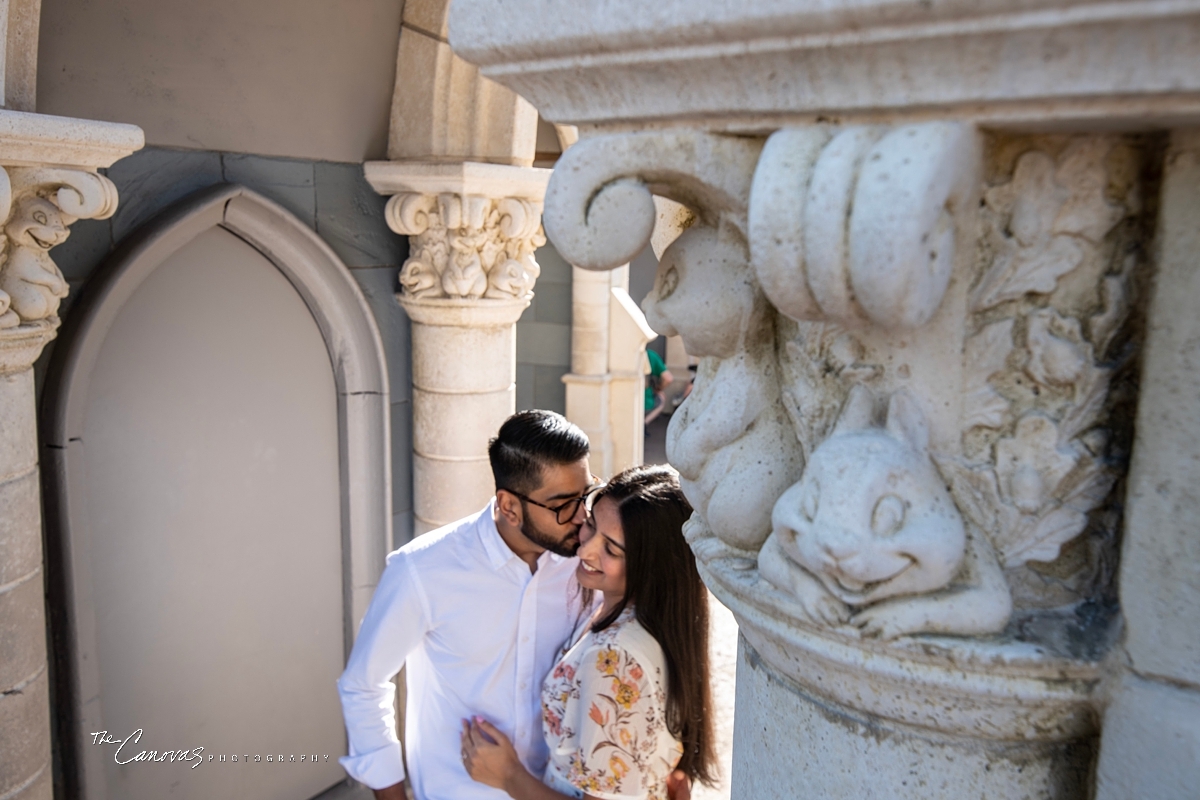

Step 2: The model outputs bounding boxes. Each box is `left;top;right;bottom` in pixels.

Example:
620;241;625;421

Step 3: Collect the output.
338;743;406;790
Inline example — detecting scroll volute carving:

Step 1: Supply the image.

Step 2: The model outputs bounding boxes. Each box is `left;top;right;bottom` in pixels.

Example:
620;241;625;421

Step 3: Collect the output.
544;130;805;552
0;167;119;328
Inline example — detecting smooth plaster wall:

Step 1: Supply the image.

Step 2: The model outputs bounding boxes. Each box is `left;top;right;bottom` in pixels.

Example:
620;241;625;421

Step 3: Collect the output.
37;146;416;546
35;0;402;162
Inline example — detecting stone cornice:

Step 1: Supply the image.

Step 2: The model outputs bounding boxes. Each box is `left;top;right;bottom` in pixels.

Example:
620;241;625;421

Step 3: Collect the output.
364;161;551;203
0;109;144;170
449;0;1200;130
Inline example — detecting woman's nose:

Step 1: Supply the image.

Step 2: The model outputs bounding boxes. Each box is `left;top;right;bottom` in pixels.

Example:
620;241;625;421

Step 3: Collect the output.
578;526;600;556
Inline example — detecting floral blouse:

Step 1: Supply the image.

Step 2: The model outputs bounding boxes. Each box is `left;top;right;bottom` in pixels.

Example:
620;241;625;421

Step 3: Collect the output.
541;606;684;800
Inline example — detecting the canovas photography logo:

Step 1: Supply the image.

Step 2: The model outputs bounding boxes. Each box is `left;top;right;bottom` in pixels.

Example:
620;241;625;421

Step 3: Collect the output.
90;729;331;769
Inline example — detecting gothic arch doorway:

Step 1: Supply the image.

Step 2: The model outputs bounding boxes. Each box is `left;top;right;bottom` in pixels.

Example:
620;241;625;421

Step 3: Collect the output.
41;185;391;800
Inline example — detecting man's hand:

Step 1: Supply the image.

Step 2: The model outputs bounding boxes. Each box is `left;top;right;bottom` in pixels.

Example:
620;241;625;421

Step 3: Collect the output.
373;780;407;800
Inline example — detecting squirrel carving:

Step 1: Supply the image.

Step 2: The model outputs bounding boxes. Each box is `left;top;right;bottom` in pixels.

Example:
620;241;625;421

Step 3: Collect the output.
0;196;71;323
759;385;1012;640
642;224;804;551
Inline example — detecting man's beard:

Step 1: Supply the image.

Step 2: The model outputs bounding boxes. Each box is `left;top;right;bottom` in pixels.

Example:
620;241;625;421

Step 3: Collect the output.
521;513;580;557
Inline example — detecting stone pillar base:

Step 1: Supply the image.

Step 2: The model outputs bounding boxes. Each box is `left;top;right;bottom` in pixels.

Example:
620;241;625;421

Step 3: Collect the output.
733;639;1095;800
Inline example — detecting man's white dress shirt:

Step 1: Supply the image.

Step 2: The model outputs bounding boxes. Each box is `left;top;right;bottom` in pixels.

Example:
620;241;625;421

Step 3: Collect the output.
337;501;584;799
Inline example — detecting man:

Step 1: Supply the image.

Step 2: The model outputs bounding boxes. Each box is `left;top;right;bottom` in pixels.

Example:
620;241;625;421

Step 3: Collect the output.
337;410;594;800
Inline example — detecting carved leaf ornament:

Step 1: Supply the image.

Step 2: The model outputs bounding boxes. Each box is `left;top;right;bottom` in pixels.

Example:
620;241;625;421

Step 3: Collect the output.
389;191;547;301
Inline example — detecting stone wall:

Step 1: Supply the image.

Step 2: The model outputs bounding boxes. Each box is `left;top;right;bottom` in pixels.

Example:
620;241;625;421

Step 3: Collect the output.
515;242;571;414
35;145;417;547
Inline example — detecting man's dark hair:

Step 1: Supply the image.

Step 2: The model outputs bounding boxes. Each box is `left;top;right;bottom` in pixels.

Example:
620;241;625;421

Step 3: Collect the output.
488;410;590;495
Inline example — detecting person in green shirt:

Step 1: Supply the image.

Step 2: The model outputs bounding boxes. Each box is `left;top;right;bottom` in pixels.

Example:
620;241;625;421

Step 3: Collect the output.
645;348;674;425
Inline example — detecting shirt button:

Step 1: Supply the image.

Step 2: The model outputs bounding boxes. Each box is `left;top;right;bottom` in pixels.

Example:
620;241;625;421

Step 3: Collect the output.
520;681;528;689
521;636;529;643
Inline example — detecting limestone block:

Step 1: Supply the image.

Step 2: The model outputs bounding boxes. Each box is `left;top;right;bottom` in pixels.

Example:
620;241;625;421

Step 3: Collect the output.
1096;674;1200;800
0;470;39;587
413;386;513;459
0;368;34;472
0;655;49;799
388;27;536;166
0;574;46;695
410;318;515;393
413;453;495;529
0;110;141;170
1119;131;1200;687
4;0;42;113
733;640;1094;800
404;0;450;43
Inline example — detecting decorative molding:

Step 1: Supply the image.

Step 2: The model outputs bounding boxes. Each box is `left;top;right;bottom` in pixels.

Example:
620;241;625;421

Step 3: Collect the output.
540;123;1145;744
449;0;1200;131
0;166;120;328
365;161;551;302
0;109;143;169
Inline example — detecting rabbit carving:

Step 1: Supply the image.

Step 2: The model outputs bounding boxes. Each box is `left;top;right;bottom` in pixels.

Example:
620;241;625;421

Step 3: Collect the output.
642;224;804;551
759;385;1012;639
0;197;71;322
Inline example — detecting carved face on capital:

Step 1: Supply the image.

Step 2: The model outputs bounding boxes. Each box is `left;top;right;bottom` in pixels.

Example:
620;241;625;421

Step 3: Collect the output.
6;197;69;251
771;388;966;607
640;225;755;359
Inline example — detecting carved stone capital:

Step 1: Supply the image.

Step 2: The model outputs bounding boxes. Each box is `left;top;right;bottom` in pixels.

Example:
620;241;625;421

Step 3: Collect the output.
365;161;551;305
0;112;139;351
542;124;1145;747
0;165;121;330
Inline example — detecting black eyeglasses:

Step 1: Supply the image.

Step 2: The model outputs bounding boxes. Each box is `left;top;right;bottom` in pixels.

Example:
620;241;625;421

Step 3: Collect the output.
501;482;603;525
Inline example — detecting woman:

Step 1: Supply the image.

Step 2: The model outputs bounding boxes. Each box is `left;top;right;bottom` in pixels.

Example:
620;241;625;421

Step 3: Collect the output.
461;464;716;800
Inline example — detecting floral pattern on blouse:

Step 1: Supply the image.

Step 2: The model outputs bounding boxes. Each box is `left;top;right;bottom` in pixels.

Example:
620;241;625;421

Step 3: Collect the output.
541;607;684;800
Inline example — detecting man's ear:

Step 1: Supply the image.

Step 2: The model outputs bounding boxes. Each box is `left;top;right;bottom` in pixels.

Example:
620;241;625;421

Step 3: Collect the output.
495;489;524;528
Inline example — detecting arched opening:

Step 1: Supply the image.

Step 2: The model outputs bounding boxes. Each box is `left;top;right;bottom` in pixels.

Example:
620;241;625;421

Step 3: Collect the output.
41;185;391;800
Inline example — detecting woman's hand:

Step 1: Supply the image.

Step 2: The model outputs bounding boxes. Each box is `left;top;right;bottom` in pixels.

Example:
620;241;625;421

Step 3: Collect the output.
460;716;524;791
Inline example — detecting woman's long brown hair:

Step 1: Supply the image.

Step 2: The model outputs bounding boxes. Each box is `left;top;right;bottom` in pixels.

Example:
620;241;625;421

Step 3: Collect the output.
589;464;716;787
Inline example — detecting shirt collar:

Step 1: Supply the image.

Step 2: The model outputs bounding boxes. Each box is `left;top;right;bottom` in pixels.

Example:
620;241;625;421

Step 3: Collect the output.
477;498;574;570
477;499;515;571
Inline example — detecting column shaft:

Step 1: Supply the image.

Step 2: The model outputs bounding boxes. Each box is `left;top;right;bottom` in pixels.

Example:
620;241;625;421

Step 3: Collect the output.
0;324;59;800
407;302;524;533
1095;130;1200;800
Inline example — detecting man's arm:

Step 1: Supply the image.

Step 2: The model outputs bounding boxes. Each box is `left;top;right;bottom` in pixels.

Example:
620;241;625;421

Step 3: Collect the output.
372;782;407;800
337;551;431;793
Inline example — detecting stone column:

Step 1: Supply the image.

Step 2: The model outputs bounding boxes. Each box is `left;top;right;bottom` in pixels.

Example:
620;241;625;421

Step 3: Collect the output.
563;264;656;478
0;124;141;800
448;2;1200;795
365;161;550;534
1094;130;1200;800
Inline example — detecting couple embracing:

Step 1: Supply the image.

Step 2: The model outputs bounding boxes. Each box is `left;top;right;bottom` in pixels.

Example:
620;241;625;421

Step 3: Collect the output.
337;410;716;800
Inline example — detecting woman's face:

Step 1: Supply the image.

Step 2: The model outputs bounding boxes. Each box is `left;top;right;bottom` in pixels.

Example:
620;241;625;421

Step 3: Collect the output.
576;496;627;599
